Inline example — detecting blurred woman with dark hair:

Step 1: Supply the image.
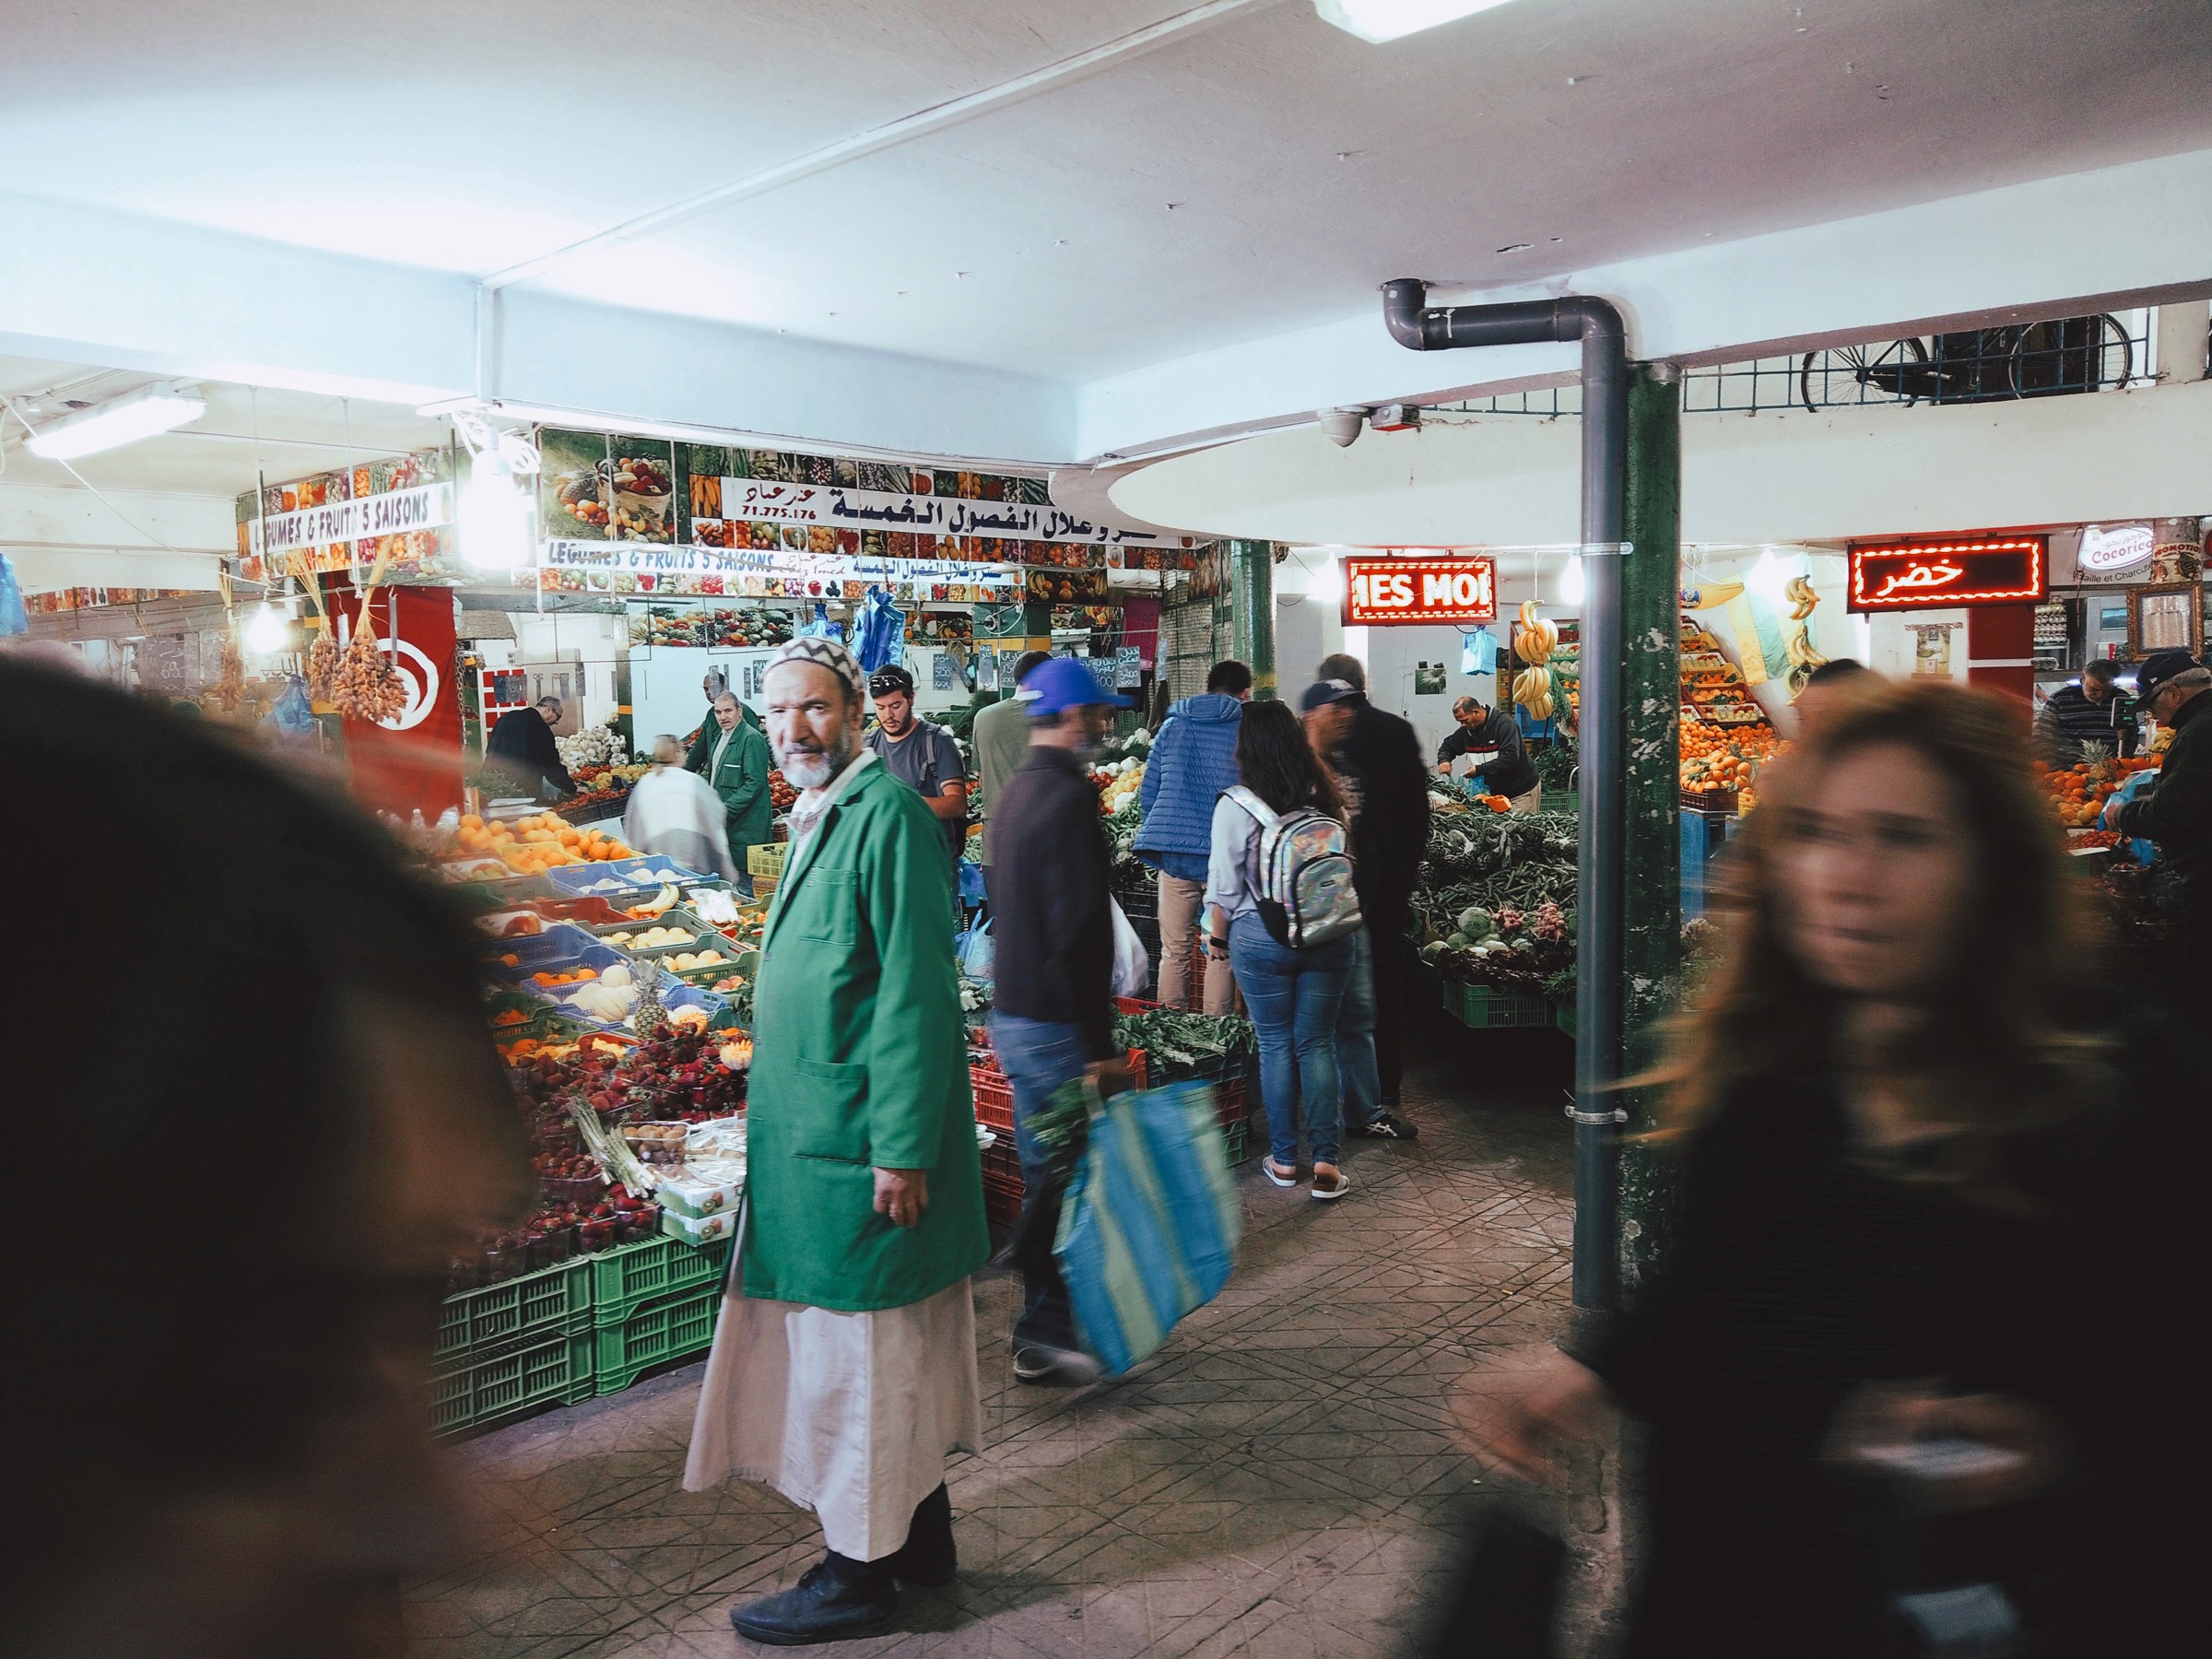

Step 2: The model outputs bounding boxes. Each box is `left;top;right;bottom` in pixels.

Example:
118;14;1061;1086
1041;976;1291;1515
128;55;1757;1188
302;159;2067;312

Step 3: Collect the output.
1204;698;1356;1199
1460;679;2189;1656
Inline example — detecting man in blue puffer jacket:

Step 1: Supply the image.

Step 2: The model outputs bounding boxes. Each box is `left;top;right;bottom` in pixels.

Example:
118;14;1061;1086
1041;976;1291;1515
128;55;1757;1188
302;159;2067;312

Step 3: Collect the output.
1135;659;1252;1013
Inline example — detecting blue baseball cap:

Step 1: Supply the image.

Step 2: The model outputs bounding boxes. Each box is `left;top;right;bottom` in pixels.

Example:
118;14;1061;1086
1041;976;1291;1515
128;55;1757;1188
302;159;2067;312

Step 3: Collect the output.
1023;654;1131;714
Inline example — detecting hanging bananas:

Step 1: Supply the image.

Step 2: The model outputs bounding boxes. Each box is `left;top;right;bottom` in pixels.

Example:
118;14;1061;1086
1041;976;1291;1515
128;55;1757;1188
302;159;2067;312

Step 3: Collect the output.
1780;577;1827;693
1512;600;1558;719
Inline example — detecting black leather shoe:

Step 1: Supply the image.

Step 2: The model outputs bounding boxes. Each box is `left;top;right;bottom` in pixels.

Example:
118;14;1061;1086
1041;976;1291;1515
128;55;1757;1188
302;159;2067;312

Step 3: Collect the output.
882;1484;957;1589
729;1559;898;1646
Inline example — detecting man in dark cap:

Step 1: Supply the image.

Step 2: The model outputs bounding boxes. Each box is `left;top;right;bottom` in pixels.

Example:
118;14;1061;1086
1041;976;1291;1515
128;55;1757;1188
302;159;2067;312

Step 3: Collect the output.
2105;650;2212;994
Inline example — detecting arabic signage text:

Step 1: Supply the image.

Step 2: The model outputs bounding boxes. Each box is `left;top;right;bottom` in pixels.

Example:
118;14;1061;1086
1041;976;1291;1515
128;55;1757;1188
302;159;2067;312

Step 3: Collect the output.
1341;555;1498;626
247;481;452;558
695;478;1176;547
1846;537;2047;612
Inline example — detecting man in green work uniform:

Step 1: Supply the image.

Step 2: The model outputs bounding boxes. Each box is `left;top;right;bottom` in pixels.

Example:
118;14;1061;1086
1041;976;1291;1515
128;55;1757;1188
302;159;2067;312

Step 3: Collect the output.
699;690;771;898
685;634;988;1648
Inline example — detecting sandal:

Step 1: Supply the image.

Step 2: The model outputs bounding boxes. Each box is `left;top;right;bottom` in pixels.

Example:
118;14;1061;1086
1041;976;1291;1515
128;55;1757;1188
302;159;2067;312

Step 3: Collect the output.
1310;1165;1350;1201
1263;1158;1300;1188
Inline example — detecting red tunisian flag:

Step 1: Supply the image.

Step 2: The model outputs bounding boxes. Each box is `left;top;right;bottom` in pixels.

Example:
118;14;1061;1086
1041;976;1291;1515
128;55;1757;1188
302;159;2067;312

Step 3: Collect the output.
327;586;465;820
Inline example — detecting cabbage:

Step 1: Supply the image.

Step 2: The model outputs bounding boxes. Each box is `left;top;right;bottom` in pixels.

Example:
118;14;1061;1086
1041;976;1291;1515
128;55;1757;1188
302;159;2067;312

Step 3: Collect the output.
1456;906;1496;940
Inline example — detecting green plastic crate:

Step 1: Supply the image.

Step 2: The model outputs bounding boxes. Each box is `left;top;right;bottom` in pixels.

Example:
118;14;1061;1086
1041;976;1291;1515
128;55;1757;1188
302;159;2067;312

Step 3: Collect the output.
1220;1117;1251;1168
1448;983;1553;1029
589;1231;732;1328
595;1282;724;1396
1554;998;1577;1037
437;1255;594;1364
431;1327;594;1436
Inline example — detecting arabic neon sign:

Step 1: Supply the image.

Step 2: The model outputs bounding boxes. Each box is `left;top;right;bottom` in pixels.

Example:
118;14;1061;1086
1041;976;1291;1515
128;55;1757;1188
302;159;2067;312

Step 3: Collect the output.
1846;537;2047;612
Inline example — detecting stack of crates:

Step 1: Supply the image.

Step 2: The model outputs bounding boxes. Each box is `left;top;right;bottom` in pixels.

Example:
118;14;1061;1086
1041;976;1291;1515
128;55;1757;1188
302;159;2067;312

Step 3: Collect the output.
430;1255;598;1437
590;1232;734;1397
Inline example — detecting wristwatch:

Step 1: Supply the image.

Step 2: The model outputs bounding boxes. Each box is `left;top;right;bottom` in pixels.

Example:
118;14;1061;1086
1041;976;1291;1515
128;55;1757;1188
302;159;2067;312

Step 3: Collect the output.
1207;934;1229;957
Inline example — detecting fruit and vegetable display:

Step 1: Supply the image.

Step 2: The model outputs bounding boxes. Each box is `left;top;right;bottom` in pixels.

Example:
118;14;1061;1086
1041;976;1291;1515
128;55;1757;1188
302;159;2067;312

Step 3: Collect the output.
630;607;796;648
557;722;629;771
562;762;650;816
1680;622;1769;727
447;812;639;870
331;621;406;722
1090;758;1146;815
2035;751;2156;828
769;770;800;811
1780;576;1829;694
1111;1006;1254;1077
1680;721;1783;811
1417;900;1575;996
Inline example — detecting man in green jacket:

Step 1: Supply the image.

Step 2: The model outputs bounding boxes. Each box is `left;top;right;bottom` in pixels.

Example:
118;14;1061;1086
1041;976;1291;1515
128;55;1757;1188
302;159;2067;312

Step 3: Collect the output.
685;634;988;1648
699;691;771;898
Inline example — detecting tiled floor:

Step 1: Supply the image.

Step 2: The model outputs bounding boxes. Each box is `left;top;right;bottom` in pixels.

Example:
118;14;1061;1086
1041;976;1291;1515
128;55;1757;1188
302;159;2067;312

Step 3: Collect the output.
406;1036;1624;1656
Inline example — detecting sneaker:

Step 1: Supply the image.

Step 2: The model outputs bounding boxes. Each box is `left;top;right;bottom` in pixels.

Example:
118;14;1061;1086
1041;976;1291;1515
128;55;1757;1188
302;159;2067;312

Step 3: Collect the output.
730;1557;898;1646
1310;1165;1351;1201
1349;1113;1419;1141
1013;1343;1102;1386
1263;1158;1300;1188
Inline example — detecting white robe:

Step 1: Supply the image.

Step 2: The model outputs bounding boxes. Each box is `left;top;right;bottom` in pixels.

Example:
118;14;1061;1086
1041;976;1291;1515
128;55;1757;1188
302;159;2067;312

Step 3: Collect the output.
683;1230;982;1560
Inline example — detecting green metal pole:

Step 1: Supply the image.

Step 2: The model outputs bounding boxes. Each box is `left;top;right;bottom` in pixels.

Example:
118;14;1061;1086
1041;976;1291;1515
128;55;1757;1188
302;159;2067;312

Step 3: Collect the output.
1617;362;1683;1290
1228;539;1277;700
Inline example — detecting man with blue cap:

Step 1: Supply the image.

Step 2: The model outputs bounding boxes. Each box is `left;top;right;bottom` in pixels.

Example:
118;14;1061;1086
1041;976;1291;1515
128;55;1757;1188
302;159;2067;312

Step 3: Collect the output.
986;655;1136;1385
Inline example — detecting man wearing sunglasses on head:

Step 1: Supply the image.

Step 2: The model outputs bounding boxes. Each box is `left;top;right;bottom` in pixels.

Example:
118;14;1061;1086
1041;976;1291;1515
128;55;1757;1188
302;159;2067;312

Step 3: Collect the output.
865;665;970;870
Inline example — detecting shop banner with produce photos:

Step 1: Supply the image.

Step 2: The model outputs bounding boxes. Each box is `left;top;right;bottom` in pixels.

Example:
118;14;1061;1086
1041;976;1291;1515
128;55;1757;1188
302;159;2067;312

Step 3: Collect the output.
534;429;1206;604
234;448;462;586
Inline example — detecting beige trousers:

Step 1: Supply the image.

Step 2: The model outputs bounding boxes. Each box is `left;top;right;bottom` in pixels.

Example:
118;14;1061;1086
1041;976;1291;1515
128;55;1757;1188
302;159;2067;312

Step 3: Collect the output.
1507;783;1543;814
1156;871;1237;1015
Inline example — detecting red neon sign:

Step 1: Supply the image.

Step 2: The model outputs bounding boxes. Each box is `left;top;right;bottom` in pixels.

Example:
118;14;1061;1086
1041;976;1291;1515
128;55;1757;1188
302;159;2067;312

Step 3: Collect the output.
1342;555;1497;626
1846;536;2046;612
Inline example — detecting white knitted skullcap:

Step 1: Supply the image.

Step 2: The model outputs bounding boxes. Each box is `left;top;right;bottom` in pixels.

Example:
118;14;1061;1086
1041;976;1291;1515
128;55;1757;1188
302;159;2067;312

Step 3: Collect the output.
764;634;865;704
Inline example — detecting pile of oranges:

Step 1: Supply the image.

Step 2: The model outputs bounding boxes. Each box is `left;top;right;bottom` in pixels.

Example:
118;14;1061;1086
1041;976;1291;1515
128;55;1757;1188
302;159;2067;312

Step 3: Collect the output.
450;811;639;871
2032;756;2156;829
530;967;599;987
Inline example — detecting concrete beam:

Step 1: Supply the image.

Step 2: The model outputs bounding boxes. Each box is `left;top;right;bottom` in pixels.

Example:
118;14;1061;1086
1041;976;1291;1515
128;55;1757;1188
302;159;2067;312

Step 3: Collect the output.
1110;378;2212;547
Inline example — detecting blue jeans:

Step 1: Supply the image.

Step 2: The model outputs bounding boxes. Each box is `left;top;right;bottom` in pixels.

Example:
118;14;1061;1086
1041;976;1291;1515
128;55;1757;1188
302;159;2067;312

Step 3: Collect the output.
1228;912;1352;1170
987;1013;1088;1352
1336;925;1382;1131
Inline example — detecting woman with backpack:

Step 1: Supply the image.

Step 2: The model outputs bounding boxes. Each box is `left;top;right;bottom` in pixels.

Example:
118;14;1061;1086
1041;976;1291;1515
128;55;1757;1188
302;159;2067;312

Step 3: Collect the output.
1203;698;1362;1200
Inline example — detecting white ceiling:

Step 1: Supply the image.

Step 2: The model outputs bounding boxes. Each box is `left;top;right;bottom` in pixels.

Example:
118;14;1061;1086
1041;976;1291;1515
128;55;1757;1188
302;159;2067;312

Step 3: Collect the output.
4;0;2208;383
0;358;443;497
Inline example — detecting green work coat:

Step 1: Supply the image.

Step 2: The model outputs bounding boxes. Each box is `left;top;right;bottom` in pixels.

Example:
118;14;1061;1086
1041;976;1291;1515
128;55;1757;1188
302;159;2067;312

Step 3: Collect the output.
741;760;988;1311
700;718;774;868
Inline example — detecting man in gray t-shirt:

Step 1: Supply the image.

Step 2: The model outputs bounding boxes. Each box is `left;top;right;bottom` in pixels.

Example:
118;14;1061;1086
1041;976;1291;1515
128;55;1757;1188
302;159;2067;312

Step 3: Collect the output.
865;665;969;862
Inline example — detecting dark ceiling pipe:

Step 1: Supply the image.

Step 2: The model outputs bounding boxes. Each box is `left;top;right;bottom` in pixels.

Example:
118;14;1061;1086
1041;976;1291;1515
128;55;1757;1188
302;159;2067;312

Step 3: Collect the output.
1382;276;1629;1313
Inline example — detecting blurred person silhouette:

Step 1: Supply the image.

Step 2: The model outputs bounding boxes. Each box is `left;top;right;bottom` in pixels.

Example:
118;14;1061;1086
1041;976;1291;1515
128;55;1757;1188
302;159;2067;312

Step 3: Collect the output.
1458;678;2192;1658
1135;657;1250;1014
0;654;531;1659
623;732;741;884
1791;657;1873;742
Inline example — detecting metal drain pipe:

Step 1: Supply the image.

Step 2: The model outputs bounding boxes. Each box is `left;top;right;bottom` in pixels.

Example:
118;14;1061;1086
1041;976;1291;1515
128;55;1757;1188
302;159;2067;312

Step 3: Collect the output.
1382;277;1629;1311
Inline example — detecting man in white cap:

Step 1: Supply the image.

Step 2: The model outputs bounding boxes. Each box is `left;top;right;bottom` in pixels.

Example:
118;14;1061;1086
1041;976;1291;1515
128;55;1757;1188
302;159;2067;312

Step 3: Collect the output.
686;634;989;1646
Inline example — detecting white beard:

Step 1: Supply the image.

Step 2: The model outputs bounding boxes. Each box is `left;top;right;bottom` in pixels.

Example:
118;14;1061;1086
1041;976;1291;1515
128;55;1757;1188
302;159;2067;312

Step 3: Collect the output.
779;729;856;791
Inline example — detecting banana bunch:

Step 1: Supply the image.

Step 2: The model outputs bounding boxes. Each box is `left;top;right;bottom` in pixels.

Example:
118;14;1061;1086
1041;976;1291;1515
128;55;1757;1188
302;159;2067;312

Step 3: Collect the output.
1782;578;1828;693
1513;600;1558;720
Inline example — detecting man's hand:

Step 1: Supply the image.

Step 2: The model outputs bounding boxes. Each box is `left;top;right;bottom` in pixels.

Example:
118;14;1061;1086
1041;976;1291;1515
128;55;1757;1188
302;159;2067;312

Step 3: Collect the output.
2100;794;2126;831
873;1168;930;1228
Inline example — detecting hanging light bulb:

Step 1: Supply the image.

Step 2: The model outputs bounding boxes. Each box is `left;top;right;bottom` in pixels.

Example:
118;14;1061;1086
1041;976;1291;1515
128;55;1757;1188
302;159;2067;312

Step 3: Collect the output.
243;599;288;653
1558;550;1585;606
1311;552;1347;606
453;413;542;571
1746;547;1789;602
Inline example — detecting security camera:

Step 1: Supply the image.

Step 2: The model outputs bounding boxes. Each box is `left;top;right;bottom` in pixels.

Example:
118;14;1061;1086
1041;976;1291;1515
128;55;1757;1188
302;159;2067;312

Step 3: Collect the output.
1315;406;1366;447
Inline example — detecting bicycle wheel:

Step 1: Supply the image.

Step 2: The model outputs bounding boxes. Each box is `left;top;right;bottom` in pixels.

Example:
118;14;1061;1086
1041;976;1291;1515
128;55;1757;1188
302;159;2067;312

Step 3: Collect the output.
1800;337;1931;412
2009;314;2132;397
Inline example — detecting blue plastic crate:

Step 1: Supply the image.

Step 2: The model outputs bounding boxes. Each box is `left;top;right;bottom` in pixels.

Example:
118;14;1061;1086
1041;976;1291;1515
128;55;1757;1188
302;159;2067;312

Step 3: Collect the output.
546;855;709;899
492;922;603;969
491;939;631;986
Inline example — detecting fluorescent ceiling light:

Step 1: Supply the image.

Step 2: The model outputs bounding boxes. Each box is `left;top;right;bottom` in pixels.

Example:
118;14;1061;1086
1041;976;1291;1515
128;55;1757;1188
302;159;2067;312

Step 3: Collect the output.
1314;0;1520;44
24;382;206;461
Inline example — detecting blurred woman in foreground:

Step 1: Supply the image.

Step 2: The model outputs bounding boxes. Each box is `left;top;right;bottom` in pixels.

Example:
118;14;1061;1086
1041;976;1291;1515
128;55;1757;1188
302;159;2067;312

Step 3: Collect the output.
1466;679;2189;1656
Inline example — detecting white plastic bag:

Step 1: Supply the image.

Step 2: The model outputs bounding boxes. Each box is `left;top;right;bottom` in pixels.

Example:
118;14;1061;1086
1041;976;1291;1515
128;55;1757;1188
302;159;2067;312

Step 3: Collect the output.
1110;899;1150;999
960;919;995;982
